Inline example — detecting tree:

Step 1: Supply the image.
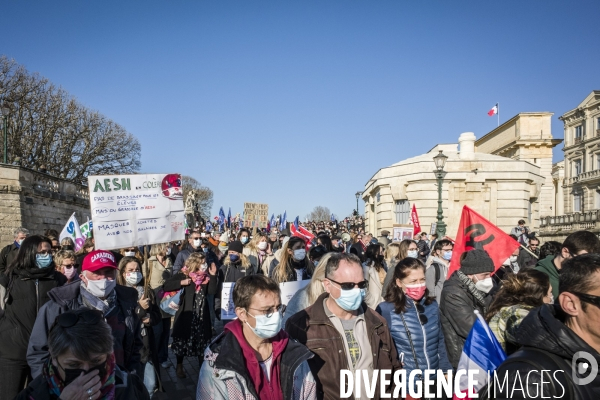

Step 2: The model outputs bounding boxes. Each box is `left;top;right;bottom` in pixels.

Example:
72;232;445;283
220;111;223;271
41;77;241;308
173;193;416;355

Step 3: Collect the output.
181;175;213;219
306;206;332;222
0;56;141;183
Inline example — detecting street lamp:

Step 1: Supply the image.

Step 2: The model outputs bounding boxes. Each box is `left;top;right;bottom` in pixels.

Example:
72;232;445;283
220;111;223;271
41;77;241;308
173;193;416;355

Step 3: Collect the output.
0;102;9;164
355;191;361;216
433;150;448;237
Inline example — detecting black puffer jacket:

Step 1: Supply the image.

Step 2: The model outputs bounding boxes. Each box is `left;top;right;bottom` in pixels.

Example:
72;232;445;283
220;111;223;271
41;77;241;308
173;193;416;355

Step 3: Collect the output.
0;267;66;361
438;271;493;368
486;304;600;399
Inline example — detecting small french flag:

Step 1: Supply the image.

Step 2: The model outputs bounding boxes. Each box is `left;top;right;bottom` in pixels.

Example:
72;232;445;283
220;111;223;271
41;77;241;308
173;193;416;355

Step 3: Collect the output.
453;310;506;399
487;103;498;116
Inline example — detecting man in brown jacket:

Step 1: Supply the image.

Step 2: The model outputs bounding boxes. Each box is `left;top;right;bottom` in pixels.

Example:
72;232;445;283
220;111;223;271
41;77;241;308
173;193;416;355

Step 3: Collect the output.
286;253;401;400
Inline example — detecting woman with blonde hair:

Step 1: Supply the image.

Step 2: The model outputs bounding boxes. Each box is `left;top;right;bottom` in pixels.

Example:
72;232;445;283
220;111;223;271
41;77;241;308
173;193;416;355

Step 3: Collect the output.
385;242;402;268
243;232;269;273
54;249;79;283
382;239;419;296
282;252;333;326
269;236;313;284
163;252;212;378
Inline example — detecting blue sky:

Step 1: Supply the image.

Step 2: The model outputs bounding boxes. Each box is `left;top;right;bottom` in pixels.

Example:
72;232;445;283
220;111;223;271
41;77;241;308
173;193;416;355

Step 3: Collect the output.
2;1;599;220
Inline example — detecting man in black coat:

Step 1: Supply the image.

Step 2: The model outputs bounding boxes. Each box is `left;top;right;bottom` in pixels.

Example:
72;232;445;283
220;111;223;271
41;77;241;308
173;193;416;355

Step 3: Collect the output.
489;253;600;399
439;249;495;368
27;250;143;379
0;227;29;275
349;233;368;262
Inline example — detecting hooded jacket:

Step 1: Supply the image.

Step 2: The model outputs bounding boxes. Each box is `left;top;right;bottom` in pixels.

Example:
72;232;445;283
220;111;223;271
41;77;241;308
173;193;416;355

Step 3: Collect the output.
197;321;317;400
535;255;560;299
27;281;143;379
488;304;600;399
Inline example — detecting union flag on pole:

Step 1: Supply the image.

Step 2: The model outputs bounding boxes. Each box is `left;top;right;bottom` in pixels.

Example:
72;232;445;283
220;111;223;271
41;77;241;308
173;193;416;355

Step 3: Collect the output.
411;204;421;235
447;206;520;279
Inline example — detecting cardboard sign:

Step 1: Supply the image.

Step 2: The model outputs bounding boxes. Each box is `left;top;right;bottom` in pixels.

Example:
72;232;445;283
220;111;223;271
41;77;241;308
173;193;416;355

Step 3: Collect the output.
88;174;185;250
221;282;236;320
280;280;310;306
243;202;269;228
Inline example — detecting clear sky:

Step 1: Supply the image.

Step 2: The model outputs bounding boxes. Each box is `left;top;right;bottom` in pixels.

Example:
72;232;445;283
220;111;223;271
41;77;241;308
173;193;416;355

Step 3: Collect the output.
2;1;599;220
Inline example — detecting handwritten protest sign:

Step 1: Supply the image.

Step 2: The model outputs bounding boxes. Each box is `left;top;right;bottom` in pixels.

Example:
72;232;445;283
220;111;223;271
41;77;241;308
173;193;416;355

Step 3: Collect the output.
88;173;185;250
244;202;269;228
280;280;310;306
221;282;236;320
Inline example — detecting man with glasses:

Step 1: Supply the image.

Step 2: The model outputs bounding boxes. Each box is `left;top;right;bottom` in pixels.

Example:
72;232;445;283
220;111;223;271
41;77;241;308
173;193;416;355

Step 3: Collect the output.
197;274;317;399
286;253;400;400
491;253;600;399
517;236;540;269
350;234;367;261
535;231;600;299
173;230;203;274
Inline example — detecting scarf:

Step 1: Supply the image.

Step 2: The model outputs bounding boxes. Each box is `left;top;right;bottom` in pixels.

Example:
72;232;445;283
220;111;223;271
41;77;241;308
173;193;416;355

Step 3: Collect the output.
456;270;488;313
80;284;118;316
189;271;209;293
15;266;56;280
44;353;116;400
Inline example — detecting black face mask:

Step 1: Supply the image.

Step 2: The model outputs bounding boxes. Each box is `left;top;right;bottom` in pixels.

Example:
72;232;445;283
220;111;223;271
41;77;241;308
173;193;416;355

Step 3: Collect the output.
59;360;107;386
62;245;74;251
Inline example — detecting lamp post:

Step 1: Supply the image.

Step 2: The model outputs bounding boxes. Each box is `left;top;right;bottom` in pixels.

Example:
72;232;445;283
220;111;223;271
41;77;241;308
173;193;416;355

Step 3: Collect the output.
433;150;448;237
0;102;9;164
355;191;361;216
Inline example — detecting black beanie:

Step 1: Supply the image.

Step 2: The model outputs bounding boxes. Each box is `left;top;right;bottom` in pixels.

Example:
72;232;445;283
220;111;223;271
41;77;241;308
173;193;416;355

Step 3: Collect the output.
459;249;495;275
228;240;244;254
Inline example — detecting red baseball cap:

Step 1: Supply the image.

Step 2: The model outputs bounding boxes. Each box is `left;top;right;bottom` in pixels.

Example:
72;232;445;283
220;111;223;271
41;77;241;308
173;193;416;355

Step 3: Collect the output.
82;250;118;272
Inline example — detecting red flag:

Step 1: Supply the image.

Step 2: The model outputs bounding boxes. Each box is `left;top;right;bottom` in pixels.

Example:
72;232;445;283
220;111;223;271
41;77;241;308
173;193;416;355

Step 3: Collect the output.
411;204;421;235
290;224;315;243
447;206;520;278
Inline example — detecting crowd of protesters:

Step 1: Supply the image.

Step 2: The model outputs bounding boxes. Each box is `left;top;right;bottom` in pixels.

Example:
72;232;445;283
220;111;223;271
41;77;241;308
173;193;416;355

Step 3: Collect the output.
1;215;600;399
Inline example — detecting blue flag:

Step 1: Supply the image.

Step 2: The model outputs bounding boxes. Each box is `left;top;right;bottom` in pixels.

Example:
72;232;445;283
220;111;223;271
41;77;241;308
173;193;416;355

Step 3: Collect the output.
269;214;275;229
218;207;225;230
239;219;244;229
206;221;213;232
227;208;232;228
330;213;336;222
280;211;287;231
294;216;299;229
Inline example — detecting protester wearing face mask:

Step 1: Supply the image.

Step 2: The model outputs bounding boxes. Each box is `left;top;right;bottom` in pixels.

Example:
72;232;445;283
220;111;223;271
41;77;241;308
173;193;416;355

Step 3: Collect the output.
425;239;454;304
485;270;552;355
198;275;317;399
269;237;313;284
120;246;143;262
0;235;66;400
237;228;251;247
493;247;521;285
363;243;388;309
382;239;418;296
286;253;401;400
0;226;29;276
377;257;452;396
173;231;203;275
16;309;149;400
164;253;212;379
439;249;496;369
59;237;75;252
243;233;269;272
55;249;79;283
27;249;143;381
117;256;162;396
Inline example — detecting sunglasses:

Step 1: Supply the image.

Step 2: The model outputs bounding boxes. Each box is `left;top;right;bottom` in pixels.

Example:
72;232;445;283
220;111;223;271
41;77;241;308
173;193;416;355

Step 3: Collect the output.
62;264;76;269
56;310;103;328
327;277;369;291
415;303;428;325
571;291;600;309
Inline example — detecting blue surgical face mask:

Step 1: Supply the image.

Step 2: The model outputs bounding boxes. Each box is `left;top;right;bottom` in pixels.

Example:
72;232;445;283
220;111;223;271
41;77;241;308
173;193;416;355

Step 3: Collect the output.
332;286;365;311
202;247;209;253
245;309;282;339
407;250;419;259
229;254;240;263
442;250;453;261
36;254;53;269
241;237;249;244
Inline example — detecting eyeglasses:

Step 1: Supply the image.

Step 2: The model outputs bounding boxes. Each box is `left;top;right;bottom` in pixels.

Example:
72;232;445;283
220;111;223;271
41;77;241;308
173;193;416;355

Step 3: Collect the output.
56;310;103;328
327;278;369;291
415;303;428;325
247;304;286;318
62;263;76;269
571;291;600;309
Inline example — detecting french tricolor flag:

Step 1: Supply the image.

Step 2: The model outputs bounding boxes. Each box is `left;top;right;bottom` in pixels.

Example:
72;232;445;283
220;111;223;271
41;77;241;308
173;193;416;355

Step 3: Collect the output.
487;103;498;116
453;310;506;399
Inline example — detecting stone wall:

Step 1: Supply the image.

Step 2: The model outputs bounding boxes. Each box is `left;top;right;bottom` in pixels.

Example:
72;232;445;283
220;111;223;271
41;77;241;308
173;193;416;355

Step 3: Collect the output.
0;164;90;245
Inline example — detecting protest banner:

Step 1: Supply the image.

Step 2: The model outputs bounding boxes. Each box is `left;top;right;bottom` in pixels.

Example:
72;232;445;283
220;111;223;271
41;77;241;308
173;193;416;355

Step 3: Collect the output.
59;213;86;251
243;202;269;228
88;173;185;250
280;280;310;305
80;220;93;238
221;282;236;320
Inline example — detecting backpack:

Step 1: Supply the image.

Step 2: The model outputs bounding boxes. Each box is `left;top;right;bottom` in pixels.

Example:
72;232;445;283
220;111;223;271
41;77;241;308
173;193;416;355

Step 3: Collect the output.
432;262;443;287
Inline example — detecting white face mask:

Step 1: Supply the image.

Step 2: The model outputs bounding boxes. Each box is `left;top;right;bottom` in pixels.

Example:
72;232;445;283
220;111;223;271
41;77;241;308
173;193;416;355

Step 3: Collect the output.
407;250;419;259
293;249;306;261
474;277;494;293
193;239;201;248
125;272;142;286
258;242;268;251
509;255;518;263
166;248;172;256
84;277;116;298
201;263;208;272
124;251;135;257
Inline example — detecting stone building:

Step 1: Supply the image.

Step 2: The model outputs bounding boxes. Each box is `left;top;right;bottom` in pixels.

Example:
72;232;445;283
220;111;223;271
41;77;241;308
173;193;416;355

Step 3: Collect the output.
362;112;562;238
539;90;600;242
0;164;90;245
